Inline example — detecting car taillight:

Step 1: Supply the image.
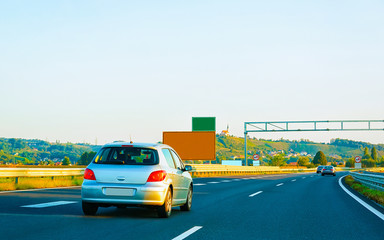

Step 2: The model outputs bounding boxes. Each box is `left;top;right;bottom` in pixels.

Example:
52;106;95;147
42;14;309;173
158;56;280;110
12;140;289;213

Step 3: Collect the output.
84;168;96;180
147;170;167;182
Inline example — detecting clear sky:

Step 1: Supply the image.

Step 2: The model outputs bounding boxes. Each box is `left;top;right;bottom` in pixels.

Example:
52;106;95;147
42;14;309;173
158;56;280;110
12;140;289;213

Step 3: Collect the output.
1;0;383;145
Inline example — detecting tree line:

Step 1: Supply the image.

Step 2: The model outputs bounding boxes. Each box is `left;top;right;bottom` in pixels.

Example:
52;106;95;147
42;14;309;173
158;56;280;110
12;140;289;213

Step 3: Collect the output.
0;138;99;166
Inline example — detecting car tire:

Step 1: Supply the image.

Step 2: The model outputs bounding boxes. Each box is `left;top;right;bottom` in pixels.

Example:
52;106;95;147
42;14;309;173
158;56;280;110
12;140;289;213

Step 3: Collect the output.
321;174;324;176
180;186;193;211
158;188;172;218
82;201;98;216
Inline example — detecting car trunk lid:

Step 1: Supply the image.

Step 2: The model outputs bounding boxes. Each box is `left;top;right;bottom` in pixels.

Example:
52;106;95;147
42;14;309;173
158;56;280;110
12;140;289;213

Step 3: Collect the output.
90;164;161;185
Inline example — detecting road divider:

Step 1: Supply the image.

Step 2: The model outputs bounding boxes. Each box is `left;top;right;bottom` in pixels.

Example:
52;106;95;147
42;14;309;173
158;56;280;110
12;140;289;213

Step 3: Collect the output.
189;164;315;178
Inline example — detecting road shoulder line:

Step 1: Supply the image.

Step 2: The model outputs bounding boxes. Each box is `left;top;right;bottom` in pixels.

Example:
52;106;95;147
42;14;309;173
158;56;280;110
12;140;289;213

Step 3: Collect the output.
339;176;384;221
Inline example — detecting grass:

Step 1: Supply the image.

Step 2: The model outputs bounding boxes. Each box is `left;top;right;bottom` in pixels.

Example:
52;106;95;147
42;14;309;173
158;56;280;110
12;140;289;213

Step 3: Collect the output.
344;175;384;207
0;176;83;191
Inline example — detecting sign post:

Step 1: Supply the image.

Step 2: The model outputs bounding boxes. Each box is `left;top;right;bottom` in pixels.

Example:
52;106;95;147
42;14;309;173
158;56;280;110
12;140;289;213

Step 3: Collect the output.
354;156;362;169
253;154;260;166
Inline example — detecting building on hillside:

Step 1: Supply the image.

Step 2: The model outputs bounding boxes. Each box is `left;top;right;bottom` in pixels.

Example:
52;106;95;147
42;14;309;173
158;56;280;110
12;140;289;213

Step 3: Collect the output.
220;125;230;136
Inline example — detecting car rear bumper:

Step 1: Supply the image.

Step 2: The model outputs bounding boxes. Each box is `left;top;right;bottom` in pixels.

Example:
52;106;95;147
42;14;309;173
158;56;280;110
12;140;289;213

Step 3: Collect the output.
81;180;169;206
322;172;336;175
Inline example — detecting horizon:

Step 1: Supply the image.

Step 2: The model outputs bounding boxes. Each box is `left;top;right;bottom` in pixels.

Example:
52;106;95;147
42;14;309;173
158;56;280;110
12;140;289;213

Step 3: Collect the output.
1;135;383;147
1;1;383;145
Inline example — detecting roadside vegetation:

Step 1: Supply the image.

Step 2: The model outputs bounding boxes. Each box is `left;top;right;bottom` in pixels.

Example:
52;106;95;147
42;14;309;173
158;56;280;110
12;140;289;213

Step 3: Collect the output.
0;176;83;191
344;175;384;207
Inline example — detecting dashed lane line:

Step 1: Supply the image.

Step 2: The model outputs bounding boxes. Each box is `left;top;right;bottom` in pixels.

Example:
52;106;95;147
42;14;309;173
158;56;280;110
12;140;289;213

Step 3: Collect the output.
291;179;296;182
249;191;263;197
207;182;220;184
276;183;284;187
194;183;207;186
172;226;203;240
21;201;77;208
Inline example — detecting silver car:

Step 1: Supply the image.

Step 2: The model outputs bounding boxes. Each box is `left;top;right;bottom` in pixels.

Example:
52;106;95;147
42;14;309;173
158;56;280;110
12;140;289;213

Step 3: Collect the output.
81;142;193;218
321;166;336;176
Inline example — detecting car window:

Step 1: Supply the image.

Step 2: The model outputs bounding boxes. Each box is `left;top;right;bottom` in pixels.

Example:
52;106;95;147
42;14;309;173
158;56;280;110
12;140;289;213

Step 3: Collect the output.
162;149;176;169
170;150;183;170
93;147;158;165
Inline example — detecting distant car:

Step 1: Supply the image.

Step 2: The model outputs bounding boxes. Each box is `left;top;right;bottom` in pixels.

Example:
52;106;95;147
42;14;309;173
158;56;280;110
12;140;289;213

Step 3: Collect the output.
316;165;325;173
81;142;193;218
321;166;336;176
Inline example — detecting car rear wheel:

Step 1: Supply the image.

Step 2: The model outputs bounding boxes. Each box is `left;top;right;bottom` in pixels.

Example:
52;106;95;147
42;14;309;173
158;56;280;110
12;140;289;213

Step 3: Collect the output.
158;188;172;218
180;186;192;211
82;201;98;216
321;173;324;176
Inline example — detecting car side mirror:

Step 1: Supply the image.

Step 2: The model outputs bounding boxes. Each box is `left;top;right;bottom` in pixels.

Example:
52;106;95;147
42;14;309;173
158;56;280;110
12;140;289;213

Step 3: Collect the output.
184;165;192;172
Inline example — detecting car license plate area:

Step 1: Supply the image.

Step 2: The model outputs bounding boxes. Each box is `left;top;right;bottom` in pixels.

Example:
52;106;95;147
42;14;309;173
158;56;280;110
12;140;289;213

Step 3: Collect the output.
103;188;136;196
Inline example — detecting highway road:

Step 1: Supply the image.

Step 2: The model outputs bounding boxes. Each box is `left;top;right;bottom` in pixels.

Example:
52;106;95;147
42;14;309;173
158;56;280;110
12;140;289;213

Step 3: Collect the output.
0;172;383;240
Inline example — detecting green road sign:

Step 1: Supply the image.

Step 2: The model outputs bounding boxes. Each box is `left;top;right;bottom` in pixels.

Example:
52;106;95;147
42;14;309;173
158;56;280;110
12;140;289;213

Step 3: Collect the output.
192;117;216;131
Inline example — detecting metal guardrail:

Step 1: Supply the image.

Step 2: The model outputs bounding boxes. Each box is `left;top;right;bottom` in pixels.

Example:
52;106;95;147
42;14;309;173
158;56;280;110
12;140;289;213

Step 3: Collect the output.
0;166;312;180
350;171;384;191
0;168;84;178
189;164;315;177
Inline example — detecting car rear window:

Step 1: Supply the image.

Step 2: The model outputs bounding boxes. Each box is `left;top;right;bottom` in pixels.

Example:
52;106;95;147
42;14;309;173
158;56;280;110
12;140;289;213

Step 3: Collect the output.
93;147;159;165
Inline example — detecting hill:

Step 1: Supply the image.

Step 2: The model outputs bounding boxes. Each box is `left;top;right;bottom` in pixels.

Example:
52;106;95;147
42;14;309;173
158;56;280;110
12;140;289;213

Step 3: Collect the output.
1;136;383;166
0;138;100;165
216;135;384;162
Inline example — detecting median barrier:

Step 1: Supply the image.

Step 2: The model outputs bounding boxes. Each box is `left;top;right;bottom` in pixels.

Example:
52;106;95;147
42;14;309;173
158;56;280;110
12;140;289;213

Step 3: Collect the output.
189;164;315;178
0;166;316;181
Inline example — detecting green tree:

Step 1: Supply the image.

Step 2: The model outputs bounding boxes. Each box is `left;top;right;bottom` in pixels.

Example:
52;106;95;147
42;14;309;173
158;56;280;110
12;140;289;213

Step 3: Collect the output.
362;159;376;168
362;147;371;159
78;151;96;165
62;156;71;166
313;151;327;165
297;156;309;166
371;147;378;161
267;154;287;166
78;152;89;165
345;158;355;168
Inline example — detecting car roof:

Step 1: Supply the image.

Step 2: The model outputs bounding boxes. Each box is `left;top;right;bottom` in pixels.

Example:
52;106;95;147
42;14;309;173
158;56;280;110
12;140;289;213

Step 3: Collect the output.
102;142;170;149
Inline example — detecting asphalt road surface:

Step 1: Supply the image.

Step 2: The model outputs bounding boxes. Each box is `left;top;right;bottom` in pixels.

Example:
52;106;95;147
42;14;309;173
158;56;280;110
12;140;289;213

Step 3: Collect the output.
0;172;383;240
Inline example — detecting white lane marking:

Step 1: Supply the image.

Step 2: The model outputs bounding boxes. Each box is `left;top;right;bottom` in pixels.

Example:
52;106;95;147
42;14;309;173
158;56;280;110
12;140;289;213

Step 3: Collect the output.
0;186;81;194
302;177;306;179
264;174;287;177
207;182;220;184
276;183;284;187
249;191;263;197
233;179;242;181
339;176;384;221
172;226;203;240
21;201;77;208
194;183;207;186
291;179;297;182
221;180;232;183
